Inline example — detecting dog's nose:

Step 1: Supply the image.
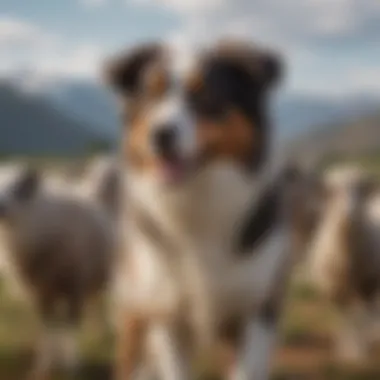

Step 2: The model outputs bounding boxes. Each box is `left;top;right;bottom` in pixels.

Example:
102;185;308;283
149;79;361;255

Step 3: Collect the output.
152;126;177;157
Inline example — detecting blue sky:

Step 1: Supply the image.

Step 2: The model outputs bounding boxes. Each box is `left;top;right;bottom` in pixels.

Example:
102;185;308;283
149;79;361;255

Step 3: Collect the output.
1;0;380;97
1;0;178;48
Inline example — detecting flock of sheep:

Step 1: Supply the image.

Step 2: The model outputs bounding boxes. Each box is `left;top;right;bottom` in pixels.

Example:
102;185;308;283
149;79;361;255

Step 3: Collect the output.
0;156;380;379
291;165;380;362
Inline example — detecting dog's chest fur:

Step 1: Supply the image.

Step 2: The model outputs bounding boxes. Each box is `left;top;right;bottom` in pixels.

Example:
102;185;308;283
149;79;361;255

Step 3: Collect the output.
120;163;288;327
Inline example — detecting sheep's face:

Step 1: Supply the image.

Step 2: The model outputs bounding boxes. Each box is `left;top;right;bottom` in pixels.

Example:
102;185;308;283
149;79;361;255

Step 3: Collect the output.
0;167;40;222
321;167;378;216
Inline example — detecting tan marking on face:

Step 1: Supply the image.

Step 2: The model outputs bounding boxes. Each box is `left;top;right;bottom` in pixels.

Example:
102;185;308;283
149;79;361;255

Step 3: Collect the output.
142;62;170;99
197;108;256;167
185;70;204;94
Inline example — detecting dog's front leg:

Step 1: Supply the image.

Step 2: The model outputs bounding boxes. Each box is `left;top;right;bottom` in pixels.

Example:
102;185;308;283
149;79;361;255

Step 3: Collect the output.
115;312;147;380
146;321;192;380
226;297;283;380
228;317;277;380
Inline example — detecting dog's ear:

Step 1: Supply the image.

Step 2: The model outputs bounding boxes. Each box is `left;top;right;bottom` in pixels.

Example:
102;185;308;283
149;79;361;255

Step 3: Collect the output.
13;167;41;201
104;43;163;97
260;51;283;88
213;40;284;89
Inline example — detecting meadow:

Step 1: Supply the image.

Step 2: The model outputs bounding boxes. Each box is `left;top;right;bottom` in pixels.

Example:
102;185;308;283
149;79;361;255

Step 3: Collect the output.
0;156;379;380
2;272;380;380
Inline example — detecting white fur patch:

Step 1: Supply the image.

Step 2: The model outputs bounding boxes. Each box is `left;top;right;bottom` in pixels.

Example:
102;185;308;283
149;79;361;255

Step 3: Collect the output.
122;158;289;324
117;150;291;380
146;322;191;380
213;226;289;320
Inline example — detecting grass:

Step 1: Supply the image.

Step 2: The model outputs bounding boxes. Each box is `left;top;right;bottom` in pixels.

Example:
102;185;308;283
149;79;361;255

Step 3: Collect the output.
1;272;380;380
318;151;380;176
1;154;380;379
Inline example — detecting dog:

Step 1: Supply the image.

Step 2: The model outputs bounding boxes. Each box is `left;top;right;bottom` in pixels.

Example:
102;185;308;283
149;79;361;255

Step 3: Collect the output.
304;165;380;362
106;39;294;380
0;164;118;379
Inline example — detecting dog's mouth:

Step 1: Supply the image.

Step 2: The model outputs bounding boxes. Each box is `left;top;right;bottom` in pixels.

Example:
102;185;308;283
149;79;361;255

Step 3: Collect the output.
156;152;190;185
154;146;212;186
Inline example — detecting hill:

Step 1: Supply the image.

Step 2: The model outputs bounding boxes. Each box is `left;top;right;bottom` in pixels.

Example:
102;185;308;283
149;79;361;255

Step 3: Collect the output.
288;112;380;165
13;76;380;142
4;75;380;162
0;82;114;157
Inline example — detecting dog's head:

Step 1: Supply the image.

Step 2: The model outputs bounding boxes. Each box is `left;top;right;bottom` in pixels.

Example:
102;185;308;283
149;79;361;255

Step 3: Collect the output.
105;40;283;187
0;166;41;221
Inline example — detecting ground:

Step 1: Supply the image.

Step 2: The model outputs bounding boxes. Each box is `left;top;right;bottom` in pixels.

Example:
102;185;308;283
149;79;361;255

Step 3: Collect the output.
0;156;380;379
1;272;380;380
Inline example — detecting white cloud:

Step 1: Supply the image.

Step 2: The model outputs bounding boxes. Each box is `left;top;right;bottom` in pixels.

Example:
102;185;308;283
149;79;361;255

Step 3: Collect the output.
3;3;380;98
0;17;105;81
347;67;380;94
285;62;380;98
149;0;380;96
141;0;380;46
33;44;104;78
131;0;223;14
0;16;57;49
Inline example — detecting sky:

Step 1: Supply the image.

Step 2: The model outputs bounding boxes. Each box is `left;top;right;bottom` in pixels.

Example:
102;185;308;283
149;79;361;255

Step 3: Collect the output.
1;0;380;97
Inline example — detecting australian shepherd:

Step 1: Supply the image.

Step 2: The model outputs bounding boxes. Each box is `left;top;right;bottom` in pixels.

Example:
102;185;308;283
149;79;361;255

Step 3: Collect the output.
106;39;293;380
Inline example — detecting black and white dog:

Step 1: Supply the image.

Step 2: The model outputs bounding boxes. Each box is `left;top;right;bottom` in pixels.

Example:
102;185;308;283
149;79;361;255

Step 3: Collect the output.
106;40;293;380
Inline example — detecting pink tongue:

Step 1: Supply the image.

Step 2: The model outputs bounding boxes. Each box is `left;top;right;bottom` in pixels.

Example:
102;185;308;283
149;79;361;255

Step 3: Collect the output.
161;160;184;183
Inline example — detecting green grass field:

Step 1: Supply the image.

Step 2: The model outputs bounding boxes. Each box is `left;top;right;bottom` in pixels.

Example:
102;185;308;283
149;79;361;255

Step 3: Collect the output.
1;273;380;380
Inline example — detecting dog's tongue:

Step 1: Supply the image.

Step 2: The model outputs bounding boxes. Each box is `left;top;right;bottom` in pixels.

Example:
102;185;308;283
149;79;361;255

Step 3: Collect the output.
160;158;186;184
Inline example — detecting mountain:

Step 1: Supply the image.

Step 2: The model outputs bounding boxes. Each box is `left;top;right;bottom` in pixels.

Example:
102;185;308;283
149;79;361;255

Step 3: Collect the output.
0;82;114;156
287;112;380;164
43;80;120;138
7;75;380;151
273;93;380;140
43;81;380;141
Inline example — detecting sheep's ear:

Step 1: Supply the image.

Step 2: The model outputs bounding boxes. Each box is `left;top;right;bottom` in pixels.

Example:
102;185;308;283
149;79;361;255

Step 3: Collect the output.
13;167;41;201
104;43;163;97
96;164;120;216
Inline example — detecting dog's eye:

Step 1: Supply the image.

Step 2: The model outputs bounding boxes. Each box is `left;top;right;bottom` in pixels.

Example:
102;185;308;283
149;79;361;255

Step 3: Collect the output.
188;93;227;122
142;64;170;98
201;101;226;119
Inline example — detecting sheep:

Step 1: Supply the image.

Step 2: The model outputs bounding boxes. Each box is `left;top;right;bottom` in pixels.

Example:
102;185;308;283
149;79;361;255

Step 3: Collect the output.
0;163;119;379
305;165;380;362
